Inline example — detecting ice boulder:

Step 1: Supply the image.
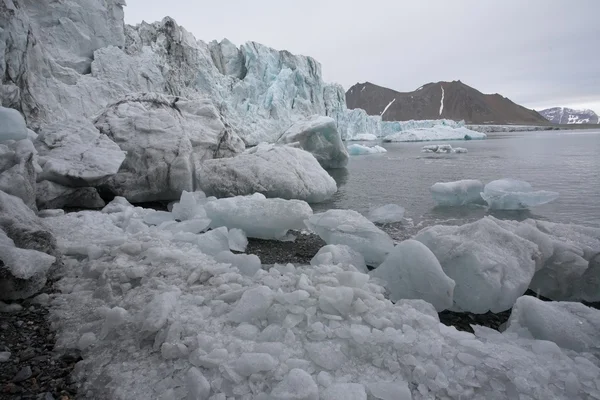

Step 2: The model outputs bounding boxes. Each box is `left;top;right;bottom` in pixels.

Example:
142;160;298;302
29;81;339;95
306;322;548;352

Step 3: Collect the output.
480;179;559;210
305;209;394;266
370;240;455;311
367;204;405;224
196;227;230;256
270;368;318;400
276;115;348;169
415;217;540;313
0;152;37;210
94;93;244;202
505;296;600;354
310;244;368;273
430;180;484;206
205;194;312;240
197;144;337;203
36;180;105;210
228;228;248;252
347;144;387;156
215;251;261;277
0;107;27;142
34;119;126;187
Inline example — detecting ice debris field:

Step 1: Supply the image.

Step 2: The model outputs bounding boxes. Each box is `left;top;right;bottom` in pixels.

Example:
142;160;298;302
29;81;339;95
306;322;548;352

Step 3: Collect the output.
2;188;593;400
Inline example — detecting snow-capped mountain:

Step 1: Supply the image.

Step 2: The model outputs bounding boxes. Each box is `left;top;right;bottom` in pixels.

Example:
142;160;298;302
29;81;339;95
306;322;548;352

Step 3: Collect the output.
539;107;599;124
346;81;549;125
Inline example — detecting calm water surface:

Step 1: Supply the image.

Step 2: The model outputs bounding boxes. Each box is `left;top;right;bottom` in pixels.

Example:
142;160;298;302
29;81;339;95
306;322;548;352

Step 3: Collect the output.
315;129;600;236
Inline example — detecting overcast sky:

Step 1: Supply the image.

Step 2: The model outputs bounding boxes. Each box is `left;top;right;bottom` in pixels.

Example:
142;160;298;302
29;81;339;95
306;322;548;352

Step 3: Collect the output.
124;0;600;113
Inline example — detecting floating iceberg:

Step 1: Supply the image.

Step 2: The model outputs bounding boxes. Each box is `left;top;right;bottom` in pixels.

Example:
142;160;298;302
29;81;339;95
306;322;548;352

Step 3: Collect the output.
367;204;405;223
276;115;348;169
347;144;387;156
370;239;455;311
198;144;337;203
422;144;468;154
305;209;394;266
205;194;312;240
430;180;484;206
481;178;559;210
415;217;540;313
383;126;486;142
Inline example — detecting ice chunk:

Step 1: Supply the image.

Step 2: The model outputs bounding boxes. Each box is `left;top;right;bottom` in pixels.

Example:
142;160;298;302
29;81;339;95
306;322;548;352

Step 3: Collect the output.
415;217;539;313
227;228;248;252
78;332;97;350
196;227;229;256
0;107;27;142
206;195;312;240
234;353;278;376
198;144;337;203
367;204;405;224
366;382;412;400
321;383;366;400
305;342;347;370
370;240;455;312
430;180;484;206
0;242;56;300
228;286;274;323
171;191;208;221
319;286;354;316
164;219;211;234
305;209;394;266
277;115;349;169
347;144;387;156
143;211;175;226
270;368;318;400
215;251;261;277
310;244;368;273
141;292;179;335
186;367;211;400
481;179;559;210
505;296;600;353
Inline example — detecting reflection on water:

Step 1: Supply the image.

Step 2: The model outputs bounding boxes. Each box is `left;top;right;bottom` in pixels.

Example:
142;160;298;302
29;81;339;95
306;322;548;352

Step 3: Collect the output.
315;130;600;230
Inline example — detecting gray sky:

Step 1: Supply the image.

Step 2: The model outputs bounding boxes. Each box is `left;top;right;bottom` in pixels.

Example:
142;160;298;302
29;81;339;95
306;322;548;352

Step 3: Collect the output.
124;0;600;113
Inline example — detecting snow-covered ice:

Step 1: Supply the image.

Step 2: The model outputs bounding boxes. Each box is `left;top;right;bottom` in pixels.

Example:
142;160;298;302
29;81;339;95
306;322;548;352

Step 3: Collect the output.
367;204;405;224
198;144;337;203
480;179;559;210
276;116;348;169
205;194;312;240
415;217;540;313
305;209;394;266
430;180;484;206
347;144;387;156
370;240;455;311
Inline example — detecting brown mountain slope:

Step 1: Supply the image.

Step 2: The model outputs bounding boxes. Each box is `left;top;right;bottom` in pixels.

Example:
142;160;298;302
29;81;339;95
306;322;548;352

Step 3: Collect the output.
345;80;549;125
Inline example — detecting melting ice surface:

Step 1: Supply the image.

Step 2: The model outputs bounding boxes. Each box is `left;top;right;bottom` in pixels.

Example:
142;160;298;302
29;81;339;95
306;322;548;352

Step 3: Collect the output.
481;178;559;210
44;195;600;400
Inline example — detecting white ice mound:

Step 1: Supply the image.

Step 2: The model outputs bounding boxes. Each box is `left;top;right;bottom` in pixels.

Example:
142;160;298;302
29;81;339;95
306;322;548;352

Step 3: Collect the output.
347;144;387;156
310;244;368;273
367;204;405;224
415;217;540;313
421;144;467;154
370;240;455;311
480;179;559;210
383;125;486;142
0;107;27;142
205;194;312;240
34;119;126;187
198;144;337;203
276;115;349;169
305;209;394;266
505;296;600;354
430;180;484;206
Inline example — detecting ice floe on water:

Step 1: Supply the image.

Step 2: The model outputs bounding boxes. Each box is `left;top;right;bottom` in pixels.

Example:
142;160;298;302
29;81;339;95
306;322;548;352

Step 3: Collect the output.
347;144;388;156
481;178;560;210
38;195;600;400
367;204;406;224
421;144;468;154
430;180;485;207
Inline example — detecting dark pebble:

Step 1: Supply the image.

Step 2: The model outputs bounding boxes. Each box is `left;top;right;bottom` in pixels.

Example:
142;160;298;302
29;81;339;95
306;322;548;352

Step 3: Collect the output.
20;347;36;361
13;365;32;382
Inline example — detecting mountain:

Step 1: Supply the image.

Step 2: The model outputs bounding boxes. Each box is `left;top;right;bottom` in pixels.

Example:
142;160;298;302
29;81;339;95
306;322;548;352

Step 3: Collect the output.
539;107;599;124
346;81;549;125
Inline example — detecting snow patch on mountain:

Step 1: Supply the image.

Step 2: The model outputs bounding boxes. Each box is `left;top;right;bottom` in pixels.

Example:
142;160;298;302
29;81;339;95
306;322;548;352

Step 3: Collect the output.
540;107;599;125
